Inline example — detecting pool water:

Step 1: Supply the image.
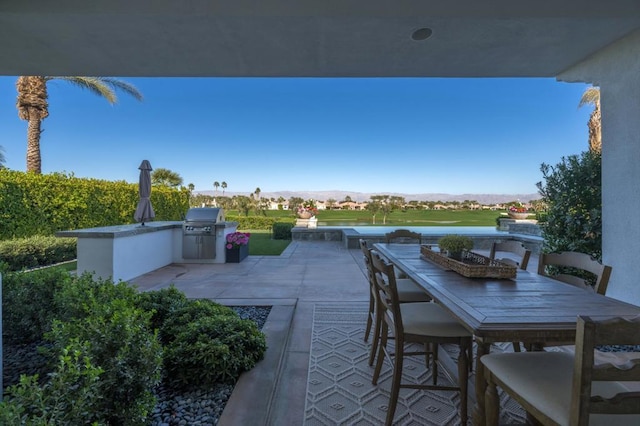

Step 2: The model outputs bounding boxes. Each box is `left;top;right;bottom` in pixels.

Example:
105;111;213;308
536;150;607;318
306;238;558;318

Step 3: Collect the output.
326;226;505;235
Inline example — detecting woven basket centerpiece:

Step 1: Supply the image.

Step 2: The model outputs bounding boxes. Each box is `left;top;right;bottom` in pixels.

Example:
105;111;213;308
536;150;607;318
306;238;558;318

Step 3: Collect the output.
420;245;516;279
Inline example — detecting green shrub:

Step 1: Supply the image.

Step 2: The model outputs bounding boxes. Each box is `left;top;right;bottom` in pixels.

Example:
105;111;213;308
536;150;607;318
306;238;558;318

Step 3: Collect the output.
159;299;267;386
135;284;189;332
160;298;235;344
47;275;163;426
1;268;71;344
53;273;140;323
226;214;295;231
47;306;162;425
163;314;267;386
272;222;293;240
0;339;103;426
537;151;602;259
0;169;189;240
0;235;76;271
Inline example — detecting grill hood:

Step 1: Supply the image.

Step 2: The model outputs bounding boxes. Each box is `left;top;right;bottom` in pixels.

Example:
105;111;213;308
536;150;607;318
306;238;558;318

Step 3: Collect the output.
184;207;224;223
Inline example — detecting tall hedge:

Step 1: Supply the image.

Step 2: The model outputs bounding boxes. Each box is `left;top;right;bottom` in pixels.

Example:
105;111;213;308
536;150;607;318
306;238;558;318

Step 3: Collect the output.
0;170;189;239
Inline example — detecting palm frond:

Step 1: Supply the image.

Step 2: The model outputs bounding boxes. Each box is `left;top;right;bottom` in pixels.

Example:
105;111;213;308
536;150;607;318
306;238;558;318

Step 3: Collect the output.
47;76;143;103
578;86;600;108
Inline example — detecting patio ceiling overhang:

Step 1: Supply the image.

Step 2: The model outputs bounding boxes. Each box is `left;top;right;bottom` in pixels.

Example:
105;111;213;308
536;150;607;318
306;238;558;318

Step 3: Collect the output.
1;0;640;78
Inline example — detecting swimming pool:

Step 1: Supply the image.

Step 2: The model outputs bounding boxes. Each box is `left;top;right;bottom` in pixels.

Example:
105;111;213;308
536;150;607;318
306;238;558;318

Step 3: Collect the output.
336;226;505;235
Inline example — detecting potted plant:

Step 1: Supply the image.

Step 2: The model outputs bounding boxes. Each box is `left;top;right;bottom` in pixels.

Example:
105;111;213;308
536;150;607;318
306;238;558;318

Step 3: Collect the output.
507;204;529;219
438;234;473;260
225;231;251;263
297;199;318;219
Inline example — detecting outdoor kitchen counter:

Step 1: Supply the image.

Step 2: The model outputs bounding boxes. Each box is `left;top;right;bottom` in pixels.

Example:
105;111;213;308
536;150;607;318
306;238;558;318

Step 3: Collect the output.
56;221;181;238
56;221;238;283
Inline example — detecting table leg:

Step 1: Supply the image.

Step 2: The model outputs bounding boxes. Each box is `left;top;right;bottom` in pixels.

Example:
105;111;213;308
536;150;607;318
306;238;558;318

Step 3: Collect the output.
472;341;491;426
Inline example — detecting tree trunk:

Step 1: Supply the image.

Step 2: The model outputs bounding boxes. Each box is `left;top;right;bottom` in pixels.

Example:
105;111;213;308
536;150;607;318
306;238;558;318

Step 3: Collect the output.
588;107;602;153
26;116;43;173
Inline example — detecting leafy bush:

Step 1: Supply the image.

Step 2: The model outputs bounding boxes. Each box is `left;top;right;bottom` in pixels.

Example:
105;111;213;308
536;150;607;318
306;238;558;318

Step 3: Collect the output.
53;273;140;323
0;235;76;271
1;268;71;344
0;169;188;239
135;284;189;332
0;339;103;426
163;313;267;386
226;214;295;231
537;151;602;259
272;222;293;240
160;299;235;344
159;299;266;386
47;275;163;426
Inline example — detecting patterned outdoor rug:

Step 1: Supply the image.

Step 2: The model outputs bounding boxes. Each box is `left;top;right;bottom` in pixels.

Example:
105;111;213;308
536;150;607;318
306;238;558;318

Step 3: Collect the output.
303;303;526;426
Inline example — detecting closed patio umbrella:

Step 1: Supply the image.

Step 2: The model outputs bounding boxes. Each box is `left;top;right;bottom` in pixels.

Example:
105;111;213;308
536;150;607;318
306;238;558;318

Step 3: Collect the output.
134;159;155;225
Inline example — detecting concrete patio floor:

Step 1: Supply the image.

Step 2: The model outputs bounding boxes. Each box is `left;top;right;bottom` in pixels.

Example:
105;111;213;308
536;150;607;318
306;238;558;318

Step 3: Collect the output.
131;240;370;425
130;240;538;425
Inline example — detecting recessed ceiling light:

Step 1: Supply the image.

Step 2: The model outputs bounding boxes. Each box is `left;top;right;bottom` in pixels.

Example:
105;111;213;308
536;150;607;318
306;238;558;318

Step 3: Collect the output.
411;27;433;41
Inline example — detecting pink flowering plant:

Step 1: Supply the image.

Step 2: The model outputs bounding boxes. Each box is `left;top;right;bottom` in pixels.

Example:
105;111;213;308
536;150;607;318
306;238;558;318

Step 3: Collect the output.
226;232;250;249
297;199;318;216
508;204;528;213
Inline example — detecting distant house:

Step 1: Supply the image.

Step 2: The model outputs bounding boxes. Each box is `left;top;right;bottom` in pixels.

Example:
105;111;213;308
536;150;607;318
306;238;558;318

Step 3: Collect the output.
339;201;365;210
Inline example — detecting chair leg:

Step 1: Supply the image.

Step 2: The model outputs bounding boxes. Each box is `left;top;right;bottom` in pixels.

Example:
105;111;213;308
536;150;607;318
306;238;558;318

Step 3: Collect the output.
368;303;383;366
385;337;404;426
364;290;375;342
432;343;439;385
458;339;469;425
372;322;388;385
424;343;432;370
485;378;499;426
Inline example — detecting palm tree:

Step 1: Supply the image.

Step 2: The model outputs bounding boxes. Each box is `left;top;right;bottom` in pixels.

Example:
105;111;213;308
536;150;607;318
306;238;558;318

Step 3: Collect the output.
578;86;601;153
151;167;183;187
0;145;6;168
16;76;143;174
221;181;227;195
255;187;261;199
213;181;220;195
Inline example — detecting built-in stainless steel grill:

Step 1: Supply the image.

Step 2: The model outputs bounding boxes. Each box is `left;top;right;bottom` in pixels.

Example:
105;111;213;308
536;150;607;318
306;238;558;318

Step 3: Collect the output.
182;207;225;259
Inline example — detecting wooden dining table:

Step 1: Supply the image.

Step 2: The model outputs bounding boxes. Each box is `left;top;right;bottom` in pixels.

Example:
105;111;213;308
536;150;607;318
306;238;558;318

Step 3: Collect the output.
372;243;640;426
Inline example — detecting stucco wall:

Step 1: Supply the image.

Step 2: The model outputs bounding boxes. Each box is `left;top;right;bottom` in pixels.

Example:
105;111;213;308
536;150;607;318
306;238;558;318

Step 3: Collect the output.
558;29;640;306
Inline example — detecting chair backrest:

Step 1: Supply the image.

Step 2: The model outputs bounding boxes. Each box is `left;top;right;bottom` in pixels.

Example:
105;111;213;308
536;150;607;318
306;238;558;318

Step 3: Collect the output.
570;315;640;424
489;240;531;270
369;249;403;332
359;239;375;285
537;251;612;295
385;229;422;244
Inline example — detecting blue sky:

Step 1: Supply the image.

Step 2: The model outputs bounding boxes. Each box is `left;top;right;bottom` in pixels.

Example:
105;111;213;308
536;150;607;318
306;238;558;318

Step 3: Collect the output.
0;76;591;196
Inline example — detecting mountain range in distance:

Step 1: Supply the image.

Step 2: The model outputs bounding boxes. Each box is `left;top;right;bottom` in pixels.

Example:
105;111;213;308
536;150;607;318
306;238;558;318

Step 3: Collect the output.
195;190;541;205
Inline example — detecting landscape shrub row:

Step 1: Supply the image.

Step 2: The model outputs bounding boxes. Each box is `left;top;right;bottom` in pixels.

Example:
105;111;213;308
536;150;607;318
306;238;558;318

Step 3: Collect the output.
272;222;294;240
226;214;295;231
0;235;77;271
1;271;267;425
0;169;189;240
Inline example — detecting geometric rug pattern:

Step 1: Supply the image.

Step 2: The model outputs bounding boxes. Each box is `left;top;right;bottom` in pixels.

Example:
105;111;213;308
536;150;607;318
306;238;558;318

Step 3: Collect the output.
303;303;527;426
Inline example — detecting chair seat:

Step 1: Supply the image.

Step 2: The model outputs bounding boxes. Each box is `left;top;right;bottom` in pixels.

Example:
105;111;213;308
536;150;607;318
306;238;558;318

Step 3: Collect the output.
397;279;431;302
481;352;640;426
400;302;471;338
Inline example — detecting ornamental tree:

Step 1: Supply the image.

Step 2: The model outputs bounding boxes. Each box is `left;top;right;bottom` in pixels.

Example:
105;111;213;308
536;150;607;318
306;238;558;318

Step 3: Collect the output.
536;150;602;259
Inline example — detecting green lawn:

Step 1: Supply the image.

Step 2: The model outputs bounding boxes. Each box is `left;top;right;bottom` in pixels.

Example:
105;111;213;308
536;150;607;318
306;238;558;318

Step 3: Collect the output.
244;230;291;256
233;208;508;227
